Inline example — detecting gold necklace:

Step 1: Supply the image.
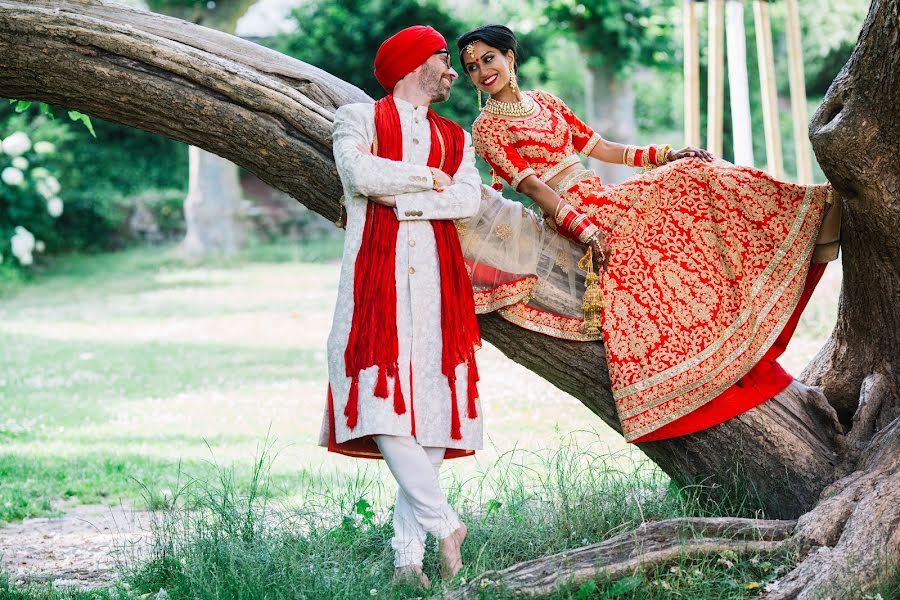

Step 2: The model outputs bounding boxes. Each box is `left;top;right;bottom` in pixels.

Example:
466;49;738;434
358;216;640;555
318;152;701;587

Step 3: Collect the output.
483;94;536;118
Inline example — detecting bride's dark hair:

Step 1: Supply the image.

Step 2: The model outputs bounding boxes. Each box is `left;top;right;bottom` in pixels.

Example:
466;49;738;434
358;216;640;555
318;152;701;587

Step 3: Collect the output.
456;25;520;72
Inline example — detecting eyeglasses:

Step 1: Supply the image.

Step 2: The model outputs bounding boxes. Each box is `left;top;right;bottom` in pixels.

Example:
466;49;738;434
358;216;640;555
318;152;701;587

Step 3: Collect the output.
432;49;452;69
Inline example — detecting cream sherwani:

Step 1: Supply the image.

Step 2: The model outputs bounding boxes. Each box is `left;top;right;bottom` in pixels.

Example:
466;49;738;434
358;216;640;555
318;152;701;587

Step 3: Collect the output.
319;98;483;452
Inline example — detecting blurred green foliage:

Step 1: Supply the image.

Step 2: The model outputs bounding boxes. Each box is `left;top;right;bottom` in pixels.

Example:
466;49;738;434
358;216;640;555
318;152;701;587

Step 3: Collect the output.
544;0;676;74
0;102;188;273
145;0;257;31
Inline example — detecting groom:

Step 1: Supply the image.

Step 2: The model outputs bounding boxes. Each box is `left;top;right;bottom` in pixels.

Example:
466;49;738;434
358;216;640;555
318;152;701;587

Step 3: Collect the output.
319;26;483;585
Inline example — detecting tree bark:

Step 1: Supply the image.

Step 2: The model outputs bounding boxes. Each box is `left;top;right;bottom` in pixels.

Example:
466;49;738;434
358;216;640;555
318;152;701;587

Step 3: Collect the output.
1;0;897;595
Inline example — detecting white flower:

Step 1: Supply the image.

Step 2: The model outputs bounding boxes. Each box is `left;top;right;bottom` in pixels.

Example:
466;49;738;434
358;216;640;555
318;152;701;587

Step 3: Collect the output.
47;197;64;218
11;157;28;170
1;167;24;186
31;166;50;179
37;175;61;199
45;175;60;195
11;226;35;266
1;132;31;156
34;141;56;155
35;240;45;253
369;589;377;596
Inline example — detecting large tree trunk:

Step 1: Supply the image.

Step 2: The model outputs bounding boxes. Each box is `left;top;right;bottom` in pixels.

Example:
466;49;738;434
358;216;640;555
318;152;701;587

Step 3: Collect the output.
1;0;897;595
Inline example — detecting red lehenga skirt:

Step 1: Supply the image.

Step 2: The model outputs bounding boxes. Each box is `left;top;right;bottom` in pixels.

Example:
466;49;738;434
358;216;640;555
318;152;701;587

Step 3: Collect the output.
461;158;833;443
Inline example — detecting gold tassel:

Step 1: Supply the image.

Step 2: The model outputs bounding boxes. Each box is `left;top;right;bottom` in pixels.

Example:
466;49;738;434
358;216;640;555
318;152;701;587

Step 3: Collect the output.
578;246;604;335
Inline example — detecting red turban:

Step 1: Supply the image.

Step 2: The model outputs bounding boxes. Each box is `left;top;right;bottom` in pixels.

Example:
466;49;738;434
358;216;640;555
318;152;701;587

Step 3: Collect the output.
374;26;448;93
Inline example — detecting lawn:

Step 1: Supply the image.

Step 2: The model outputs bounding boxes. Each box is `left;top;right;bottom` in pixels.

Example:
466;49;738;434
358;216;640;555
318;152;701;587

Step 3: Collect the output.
0;240;845;598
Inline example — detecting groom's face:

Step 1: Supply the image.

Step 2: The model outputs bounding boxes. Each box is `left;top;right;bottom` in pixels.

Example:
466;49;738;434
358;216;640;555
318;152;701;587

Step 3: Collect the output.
418;50;458;103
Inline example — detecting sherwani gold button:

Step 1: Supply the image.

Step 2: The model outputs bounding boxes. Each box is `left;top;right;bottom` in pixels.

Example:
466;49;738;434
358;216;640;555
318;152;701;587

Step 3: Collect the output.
409;240;416;247
412;138;419;145
409;267;416;274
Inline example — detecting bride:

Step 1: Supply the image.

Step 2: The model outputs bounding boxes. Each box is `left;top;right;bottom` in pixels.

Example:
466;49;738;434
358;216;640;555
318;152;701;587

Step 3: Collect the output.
453;25;841;444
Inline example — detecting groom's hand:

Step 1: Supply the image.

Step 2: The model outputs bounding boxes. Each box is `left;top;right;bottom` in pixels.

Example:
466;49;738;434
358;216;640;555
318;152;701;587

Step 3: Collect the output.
429;167;453;190
369;195;397;208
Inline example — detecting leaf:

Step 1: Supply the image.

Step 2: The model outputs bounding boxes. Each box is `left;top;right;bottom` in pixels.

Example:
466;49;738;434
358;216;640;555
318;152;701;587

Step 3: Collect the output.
485;498;502;516
607;575;643;597
14;100;32;112
574;580;597;599
744;581;761;590
355;498;375;525
68;110;97;138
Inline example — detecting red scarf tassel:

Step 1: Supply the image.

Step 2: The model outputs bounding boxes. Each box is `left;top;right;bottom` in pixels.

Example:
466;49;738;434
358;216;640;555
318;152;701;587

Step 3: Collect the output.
393;365;406;415
448;371;462;440
466;359;479;419
344;376;359;430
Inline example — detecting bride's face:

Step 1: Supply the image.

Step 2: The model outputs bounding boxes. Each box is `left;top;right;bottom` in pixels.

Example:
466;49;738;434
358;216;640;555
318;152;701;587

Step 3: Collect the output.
461;41;515;96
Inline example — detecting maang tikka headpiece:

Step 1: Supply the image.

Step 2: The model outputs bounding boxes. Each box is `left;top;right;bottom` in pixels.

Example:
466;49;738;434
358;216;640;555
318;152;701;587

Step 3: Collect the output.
465;42;482;110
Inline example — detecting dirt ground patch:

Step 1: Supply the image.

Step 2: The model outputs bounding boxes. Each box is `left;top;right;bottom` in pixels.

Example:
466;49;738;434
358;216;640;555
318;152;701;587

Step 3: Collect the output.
0;504;153;589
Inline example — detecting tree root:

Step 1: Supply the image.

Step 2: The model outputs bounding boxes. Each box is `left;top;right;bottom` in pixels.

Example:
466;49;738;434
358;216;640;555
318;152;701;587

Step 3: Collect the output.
443;518;796;599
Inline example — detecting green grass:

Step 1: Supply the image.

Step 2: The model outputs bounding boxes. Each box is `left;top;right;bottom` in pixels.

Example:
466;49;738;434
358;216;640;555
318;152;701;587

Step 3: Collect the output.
112;438;792;600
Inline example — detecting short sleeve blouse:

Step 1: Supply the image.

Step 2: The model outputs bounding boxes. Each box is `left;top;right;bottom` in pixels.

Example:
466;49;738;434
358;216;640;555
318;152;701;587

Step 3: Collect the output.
472;90;602;191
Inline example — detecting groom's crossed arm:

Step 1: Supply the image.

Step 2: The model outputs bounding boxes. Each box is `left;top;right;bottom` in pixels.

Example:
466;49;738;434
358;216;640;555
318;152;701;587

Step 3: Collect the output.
332;104;480;222
332;104;435;198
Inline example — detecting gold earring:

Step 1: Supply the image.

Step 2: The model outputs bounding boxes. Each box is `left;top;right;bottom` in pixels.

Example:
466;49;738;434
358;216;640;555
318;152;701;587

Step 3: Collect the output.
510;71;518;93
478;88;483;110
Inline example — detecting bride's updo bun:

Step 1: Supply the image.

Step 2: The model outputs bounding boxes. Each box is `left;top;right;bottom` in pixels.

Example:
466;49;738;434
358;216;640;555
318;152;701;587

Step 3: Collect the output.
457;25;520;72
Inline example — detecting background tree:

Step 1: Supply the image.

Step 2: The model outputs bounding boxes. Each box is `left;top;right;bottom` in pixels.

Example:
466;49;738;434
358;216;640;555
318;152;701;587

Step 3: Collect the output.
543;0;675;183
145;0;258;259
0;0;897;596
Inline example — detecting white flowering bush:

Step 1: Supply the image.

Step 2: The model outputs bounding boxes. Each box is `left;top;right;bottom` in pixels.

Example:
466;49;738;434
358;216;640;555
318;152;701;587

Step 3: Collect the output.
0;104;79;277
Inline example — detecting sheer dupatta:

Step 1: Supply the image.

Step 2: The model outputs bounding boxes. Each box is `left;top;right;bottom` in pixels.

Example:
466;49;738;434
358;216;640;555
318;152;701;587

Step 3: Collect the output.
456;185;602;342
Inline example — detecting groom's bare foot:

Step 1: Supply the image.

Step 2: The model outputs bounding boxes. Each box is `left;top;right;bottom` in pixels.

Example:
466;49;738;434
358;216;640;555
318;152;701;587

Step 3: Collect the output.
439;524;467;581
394;565;429;588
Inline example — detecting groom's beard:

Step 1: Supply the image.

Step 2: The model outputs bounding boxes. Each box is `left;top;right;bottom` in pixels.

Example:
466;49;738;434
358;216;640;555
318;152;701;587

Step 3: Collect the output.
421;62;452;103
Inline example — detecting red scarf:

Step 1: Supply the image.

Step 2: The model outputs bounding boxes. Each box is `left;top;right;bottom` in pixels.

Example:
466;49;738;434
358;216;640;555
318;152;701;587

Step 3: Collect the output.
342;96;481;440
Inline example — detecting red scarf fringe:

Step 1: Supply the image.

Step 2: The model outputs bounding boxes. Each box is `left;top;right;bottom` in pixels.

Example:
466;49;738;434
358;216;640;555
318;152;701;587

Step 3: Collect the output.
342;95;480;441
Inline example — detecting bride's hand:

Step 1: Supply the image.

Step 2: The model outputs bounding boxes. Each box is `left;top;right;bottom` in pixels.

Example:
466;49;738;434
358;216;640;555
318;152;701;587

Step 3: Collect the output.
668;146;714;162
590;232;611;273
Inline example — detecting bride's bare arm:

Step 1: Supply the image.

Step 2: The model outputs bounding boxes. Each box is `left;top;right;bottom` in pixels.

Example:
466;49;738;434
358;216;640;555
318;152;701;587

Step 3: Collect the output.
518;175;611;271
586;137;714;164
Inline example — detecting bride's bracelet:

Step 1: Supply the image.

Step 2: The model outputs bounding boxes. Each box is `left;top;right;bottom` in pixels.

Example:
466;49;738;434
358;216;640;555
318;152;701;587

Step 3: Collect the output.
555;203;600;244
623;144;672;168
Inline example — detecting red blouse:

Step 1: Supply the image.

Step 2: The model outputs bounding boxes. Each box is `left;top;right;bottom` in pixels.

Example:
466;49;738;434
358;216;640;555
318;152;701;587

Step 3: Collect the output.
472;90;603;192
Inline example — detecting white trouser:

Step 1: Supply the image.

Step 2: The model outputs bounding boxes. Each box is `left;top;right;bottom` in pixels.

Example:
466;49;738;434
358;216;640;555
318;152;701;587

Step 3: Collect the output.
374;435;462;567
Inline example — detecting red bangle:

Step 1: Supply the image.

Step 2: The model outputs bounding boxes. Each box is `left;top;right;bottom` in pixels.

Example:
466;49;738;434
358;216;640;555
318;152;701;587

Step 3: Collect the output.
560;209;578;231
647;145;657;166
571;216;594;241
633;148;644;168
